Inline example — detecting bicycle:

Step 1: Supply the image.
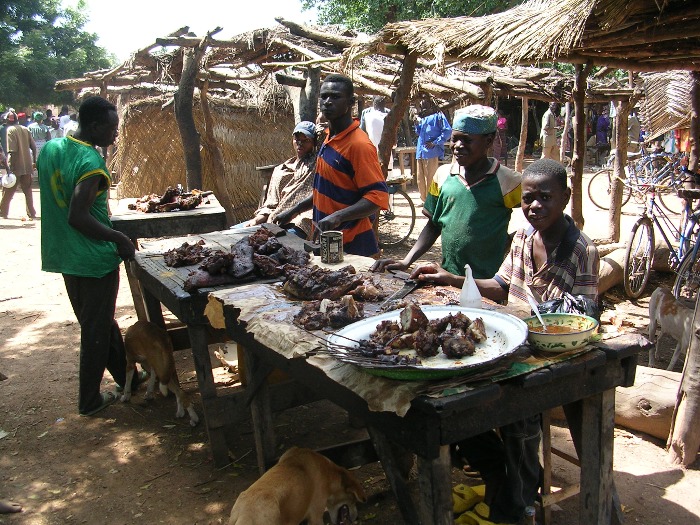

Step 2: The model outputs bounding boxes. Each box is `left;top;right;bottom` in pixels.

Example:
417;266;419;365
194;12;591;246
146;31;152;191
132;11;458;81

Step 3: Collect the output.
673;188;700;307
623;182;700;299
377;177;416;248
587;150;687;214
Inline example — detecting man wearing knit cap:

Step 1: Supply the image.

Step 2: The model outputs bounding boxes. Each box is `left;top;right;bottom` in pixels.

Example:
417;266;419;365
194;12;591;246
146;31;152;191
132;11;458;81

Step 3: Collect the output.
28;111;51;155
372;104;521;281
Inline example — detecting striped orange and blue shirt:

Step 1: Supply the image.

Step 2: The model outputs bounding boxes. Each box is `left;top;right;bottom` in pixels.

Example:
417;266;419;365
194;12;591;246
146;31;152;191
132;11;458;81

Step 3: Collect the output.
313;121;389;256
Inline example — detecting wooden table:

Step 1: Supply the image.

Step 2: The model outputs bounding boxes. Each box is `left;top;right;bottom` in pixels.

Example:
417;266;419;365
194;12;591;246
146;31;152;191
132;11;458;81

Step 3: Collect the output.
394;146;417;184
213;290;644;525
110;196;227;321
129;226;318;466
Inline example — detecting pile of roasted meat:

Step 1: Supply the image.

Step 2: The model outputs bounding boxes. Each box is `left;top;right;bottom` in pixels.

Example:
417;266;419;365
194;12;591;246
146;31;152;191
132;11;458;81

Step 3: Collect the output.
164;227;310;292
294;296;364;330
348;304;487;366
128;186;209;213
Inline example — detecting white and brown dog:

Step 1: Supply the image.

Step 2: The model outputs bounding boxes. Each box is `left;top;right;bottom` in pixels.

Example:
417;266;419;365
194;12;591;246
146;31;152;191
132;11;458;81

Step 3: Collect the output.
121;320;199;426
648;287;693;370
229;446;366;525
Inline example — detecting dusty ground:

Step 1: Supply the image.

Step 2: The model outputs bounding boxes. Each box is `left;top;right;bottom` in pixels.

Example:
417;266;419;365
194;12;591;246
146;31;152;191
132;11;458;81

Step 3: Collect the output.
1;171;699;525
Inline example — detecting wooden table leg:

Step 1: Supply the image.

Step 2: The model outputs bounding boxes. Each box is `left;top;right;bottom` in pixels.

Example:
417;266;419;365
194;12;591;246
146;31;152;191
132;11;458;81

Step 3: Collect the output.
565;389;616;525
188;324;229;467
241;345;276;475
367;427;421;525
125;258;148;321
416;445;453;525
126;259;165;327
541;410;553;525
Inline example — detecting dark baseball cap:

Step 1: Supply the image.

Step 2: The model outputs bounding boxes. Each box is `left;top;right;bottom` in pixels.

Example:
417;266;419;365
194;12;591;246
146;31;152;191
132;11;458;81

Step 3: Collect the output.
293;121;316;139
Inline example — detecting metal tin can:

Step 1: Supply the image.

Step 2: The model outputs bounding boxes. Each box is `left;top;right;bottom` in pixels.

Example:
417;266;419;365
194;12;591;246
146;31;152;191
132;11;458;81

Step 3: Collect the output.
320;230;343;264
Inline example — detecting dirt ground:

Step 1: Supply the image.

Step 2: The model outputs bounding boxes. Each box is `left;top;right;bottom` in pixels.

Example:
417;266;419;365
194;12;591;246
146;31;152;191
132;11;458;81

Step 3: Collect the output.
1;173;699;525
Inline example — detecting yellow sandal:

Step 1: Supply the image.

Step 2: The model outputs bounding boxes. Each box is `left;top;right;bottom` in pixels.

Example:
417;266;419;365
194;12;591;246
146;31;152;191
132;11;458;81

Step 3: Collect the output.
452;484;484;514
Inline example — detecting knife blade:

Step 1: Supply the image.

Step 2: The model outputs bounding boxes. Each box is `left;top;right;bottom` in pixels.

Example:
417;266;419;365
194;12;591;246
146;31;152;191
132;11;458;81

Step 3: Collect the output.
379;278;421;309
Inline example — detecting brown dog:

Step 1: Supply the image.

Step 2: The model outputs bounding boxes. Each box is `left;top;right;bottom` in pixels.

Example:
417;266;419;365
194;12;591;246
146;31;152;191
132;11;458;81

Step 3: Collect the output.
120;320;199;426
229;446;366;525
648;287;693;370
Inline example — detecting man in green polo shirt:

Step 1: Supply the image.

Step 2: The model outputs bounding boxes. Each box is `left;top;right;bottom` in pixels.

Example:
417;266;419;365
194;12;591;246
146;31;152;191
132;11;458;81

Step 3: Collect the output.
38;96;136;416
372;104;521;280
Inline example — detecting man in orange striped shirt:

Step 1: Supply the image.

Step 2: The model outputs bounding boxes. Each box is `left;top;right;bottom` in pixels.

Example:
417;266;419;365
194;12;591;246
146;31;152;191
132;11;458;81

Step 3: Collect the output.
282;74;389;257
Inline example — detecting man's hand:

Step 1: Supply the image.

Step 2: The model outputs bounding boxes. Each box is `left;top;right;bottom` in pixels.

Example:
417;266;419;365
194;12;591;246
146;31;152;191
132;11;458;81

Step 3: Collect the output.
272;209;294;226
317;213;342;231
410;263;461;288
371;258;409;273
116;234;135;261
425;141;435;149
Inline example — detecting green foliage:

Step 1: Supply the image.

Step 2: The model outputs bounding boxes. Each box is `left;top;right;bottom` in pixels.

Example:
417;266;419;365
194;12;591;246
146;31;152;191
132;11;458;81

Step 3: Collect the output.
0;0;116;108
301;0;520;33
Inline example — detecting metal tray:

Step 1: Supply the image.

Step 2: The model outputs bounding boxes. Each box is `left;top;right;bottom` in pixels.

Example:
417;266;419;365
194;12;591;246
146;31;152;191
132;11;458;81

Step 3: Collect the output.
326;306;528;380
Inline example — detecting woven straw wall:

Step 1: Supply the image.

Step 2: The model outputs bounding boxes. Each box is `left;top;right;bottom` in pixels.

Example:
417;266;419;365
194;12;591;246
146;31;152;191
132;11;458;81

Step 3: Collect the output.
113;97;295;223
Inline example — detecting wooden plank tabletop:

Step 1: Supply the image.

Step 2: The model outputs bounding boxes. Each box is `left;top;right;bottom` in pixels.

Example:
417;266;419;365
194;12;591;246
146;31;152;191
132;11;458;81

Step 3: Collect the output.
110;195;227;239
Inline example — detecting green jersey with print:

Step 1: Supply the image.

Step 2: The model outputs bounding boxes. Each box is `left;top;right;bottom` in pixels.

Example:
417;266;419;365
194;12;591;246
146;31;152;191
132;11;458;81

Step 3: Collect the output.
38;136;121;277
424;159;521;279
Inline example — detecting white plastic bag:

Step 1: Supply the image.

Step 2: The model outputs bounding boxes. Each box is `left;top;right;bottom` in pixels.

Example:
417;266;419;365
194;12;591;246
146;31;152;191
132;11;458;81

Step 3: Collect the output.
460;264;482;308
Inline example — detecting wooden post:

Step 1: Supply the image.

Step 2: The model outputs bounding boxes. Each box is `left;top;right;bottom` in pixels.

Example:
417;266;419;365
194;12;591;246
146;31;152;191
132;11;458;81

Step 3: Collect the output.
378;52;418;177
560;101;571;164
279;66;320;123
199;82;235;225
607;100;629;243
175;46;203;191
667;72;700;466
571;64;592;229
173;28;221;191
515;96;528;173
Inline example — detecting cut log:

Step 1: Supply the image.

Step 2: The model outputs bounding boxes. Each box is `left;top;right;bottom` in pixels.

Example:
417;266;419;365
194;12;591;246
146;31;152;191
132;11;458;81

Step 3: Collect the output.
598;248;625;295
616;366;679;440
550;366;679;441
598;245;672;295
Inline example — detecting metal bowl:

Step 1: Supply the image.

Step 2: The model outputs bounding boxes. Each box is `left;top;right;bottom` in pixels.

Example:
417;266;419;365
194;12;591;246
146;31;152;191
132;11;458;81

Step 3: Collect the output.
523;313;599;353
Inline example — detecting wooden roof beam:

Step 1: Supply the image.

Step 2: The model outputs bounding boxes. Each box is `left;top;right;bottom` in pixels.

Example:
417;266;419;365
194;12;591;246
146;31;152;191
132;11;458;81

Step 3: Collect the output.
275;17;355;49
422;71;485;99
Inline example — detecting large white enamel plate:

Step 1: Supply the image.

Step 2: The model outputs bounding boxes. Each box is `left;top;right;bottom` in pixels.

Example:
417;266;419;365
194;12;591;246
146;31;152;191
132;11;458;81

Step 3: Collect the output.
326;306;528;380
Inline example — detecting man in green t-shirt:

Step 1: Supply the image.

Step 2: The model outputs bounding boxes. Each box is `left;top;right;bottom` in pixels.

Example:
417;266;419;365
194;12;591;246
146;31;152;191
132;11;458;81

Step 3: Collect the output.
38;96;136;417
372;105;521;280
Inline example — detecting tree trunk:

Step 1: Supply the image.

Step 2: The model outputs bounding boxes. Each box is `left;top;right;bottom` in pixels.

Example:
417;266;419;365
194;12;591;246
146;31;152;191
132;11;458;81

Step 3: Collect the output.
515;97;528;173
571;64;592;229
667;73;700;466
608;100;629;243
667;299;700;466
378;53;418;177
280;66;320;124
175;46;203;191
199;83;234;225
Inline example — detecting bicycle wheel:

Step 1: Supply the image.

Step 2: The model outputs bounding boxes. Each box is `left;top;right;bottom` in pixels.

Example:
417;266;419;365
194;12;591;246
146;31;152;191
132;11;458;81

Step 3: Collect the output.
587;168;631;210
623;217;655;299
378;188;416;247
673;249;700;308
657;172;689;215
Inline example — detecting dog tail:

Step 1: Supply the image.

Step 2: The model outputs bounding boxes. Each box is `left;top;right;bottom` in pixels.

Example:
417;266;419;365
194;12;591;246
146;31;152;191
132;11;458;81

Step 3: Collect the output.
159;382;169;397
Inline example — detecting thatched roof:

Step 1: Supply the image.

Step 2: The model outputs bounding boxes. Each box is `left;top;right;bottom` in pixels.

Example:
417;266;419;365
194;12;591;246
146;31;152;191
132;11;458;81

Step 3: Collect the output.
357;0;700;72
639;70;694;140
58;18;636;110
